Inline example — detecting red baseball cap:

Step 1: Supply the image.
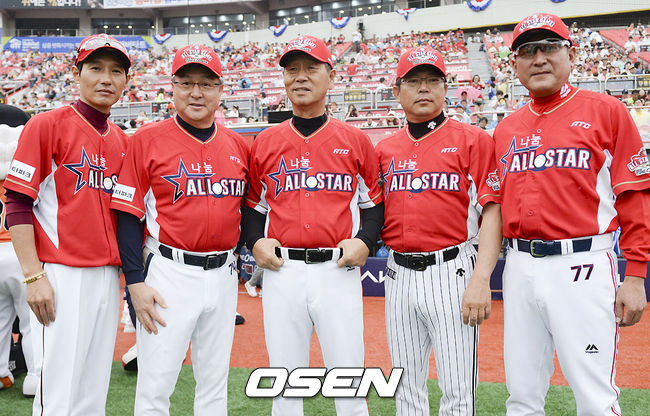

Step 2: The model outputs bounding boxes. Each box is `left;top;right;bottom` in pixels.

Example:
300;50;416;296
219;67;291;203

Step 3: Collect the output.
279;36;333;68
172;44;223;77
396;46;446;79
511;13;572;51
76;34;131;71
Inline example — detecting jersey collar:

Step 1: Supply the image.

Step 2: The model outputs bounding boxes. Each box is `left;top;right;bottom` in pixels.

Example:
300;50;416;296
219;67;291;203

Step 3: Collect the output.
71;105;111;138
406;117;449;142
528;83;580;116
173;116;218;144
289;116;330;140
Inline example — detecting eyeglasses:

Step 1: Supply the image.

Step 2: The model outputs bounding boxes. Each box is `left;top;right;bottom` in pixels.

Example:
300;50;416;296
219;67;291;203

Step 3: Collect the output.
401;77;446;88
514;39;571;59
172;81;222;92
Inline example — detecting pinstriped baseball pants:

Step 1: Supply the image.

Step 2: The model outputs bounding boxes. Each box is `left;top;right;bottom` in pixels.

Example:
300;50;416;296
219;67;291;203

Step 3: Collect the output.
385;242;478;416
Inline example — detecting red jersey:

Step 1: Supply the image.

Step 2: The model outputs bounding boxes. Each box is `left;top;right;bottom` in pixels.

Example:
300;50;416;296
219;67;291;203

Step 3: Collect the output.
5;106;128;267
111;117;249;252
245;117;383;248
494;84;650;274
377;118;500;253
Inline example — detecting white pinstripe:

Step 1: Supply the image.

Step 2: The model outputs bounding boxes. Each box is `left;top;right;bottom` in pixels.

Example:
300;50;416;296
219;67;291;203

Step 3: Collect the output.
385;242;478;416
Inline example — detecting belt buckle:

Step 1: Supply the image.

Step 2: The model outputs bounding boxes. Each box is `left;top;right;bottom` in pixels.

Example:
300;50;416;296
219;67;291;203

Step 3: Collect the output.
529;239;547;258
305;249;324;264
203;254;221;270
407;254;427;271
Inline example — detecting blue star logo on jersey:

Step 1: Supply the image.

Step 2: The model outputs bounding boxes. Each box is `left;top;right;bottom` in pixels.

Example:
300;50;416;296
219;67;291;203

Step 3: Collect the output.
381;158;417;196
63;147;105;194
267;156;310;198
162;159;212;203
499;137;542;179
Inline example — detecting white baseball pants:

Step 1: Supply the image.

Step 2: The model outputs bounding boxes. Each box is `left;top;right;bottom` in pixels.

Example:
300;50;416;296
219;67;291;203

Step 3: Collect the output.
134;247;238;416
32;263;120;416
385;242;478;416
262;256;369;416
0;242;38;380
503;243;621;415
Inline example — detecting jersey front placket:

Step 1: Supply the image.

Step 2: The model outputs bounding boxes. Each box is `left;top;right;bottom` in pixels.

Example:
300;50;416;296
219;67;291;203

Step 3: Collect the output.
402;122;452;250
291;120;327;244
520;115;544;239
73;108;121;263
176;122;221;250
520;91;579;238
201;136;216;249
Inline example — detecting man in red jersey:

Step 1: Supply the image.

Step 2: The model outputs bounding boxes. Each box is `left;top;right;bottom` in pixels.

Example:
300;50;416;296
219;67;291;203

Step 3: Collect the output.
376;46;502;415
111;45;248;415
494;14;650;414
5;34;130;416
244;35;383;415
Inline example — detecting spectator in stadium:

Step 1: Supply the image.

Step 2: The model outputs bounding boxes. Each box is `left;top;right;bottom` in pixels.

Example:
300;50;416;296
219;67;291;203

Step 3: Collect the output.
361;112;378;128
458;97;472;115
155;88;165;103
226;105;241;118
488;112;505;129
345;104;359;119
498;43;511;60
623;35;639;54
470;74;484;92
639;34;650;51
239;77;252;89
258;92;271;120
477;116;489;130
630;99;650;126
127;85;142;102
347;58;359;76
135;110;148;127
386;110;399;126
215;102;227;124
352;29;362;53
516;94;531;109
246;116;257;123
621;89;632;104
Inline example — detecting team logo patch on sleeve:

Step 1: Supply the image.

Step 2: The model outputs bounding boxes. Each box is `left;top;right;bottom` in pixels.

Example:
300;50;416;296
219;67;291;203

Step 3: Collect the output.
8;160;36;182
113;183;136;202
627;148;650;176
485;169;500;191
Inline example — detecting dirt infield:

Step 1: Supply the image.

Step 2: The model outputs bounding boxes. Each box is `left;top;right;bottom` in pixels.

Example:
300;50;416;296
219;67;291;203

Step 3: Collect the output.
114;284;649;389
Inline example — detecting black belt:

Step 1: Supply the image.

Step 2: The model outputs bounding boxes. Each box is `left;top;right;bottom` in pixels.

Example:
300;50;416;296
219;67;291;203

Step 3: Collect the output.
508;238;592;258
275;247;342;264
393;247;460;271
158;245;229;270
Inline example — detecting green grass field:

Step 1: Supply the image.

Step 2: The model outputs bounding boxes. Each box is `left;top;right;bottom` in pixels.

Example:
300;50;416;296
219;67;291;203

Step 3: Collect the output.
1;363;648;415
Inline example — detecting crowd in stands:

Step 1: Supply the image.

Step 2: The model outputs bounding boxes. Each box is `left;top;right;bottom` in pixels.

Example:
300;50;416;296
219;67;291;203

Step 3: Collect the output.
1;23;648;132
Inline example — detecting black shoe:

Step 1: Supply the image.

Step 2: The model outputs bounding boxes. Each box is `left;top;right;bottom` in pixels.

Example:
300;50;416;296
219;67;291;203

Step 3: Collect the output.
122;345;138;372
235;313;245;325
